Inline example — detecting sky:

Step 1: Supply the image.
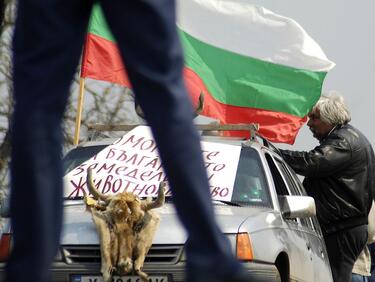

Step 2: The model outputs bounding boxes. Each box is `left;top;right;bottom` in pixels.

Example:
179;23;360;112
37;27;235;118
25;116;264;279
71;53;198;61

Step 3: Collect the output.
246;1;375;150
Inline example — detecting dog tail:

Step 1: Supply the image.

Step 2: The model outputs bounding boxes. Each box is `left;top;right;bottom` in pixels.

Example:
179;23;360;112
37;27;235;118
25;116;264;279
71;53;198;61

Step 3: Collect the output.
86;168;111;203
142;181;166;211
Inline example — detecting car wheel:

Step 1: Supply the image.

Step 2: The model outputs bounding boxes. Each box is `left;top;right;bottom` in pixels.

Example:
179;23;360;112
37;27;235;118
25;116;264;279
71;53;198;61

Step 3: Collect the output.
275;253;290;282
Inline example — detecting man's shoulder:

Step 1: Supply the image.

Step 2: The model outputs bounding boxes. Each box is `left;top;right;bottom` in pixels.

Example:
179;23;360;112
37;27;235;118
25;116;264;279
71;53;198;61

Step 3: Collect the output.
324;125;351;146
333;124;372;151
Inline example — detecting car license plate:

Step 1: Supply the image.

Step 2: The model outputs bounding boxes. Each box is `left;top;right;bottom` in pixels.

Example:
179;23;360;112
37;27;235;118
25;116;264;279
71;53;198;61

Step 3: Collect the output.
71;275;169;282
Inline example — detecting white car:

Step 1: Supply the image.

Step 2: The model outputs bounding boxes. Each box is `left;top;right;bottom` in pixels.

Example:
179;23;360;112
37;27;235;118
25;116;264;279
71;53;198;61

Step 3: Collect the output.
0;125;333;282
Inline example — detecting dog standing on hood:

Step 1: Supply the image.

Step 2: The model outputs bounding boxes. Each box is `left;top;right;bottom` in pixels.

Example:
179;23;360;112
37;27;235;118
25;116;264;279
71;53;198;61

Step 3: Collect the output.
84;168;166;282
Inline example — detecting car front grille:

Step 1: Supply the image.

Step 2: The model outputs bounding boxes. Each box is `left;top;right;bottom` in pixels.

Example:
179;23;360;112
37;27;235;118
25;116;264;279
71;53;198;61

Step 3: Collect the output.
61;245;183;264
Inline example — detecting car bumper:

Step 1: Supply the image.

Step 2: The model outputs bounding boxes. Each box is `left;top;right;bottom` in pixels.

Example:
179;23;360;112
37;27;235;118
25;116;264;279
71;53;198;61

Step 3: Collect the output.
0;261;279;282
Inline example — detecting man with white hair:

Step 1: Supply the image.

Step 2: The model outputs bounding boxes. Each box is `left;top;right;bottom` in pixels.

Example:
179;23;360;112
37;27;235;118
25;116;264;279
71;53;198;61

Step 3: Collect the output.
279;93;375;282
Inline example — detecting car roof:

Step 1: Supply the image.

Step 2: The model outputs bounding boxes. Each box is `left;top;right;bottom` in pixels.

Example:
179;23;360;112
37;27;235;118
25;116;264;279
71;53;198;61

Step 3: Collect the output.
71;124;275;154
74;133;267;153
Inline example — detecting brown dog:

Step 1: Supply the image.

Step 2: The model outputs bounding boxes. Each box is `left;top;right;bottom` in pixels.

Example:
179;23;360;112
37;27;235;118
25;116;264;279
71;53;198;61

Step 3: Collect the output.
84;168;165;282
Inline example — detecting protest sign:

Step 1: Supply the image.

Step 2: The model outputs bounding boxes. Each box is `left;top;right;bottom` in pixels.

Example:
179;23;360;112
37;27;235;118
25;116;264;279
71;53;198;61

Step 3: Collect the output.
64;126;241;201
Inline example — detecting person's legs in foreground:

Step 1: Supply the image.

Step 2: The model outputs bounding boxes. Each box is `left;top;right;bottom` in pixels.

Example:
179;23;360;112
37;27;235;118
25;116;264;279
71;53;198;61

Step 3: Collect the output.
8;0;245;281
325;225;368;282
100;0;245;281
369;243;375;282
6;0;93;281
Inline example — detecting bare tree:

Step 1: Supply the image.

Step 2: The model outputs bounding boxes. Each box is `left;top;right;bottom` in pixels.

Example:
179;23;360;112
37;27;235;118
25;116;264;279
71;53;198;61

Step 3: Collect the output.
0;0;14;194
0;1;138;196
63;79;138;146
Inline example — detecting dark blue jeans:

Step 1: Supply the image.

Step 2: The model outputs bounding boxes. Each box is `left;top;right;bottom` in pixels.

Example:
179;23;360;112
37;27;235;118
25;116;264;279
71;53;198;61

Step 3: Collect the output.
325;225;368;282
7;0;242;281
352;274;369;282
369;243;375;282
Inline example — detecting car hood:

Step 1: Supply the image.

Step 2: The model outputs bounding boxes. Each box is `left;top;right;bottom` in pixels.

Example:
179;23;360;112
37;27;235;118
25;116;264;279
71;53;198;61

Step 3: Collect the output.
61;201;270;245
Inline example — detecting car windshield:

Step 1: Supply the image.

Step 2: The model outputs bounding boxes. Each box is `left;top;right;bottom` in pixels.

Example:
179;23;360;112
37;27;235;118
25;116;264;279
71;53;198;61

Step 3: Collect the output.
63;143;271;207
63;145;107;175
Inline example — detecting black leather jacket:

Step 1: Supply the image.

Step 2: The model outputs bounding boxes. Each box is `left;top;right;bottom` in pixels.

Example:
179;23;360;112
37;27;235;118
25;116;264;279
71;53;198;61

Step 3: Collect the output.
280;124;375;235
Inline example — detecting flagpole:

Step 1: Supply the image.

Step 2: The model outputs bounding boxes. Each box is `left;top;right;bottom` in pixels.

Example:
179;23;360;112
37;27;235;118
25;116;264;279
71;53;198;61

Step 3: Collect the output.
73;77;85;145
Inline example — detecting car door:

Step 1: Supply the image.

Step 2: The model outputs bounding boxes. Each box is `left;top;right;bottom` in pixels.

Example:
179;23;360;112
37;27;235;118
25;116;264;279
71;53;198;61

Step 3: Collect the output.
282;163;333;282
264;152;314;282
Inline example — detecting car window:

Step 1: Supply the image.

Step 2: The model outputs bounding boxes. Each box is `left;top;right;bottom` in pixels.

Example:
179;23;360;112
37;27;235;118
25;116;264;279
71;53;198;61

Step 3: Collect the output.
273;158;300;195
63;145;108;175
231;147;271;207
265;153;302;223
265;153;290;196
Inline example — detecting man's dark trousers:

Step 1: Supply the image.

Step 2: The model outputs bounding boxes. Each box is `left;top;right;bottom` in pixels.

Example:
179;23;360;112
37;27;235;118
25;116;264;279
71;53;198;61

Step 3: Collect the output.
7;0;242;281
324;225;368;282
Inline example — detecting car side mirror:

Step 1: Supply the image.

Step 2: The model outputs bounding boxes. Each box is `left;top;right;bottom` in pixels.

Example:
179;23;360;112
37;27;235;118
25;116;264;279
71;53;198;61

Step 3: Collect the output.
278;195;316;219
0;195;10;218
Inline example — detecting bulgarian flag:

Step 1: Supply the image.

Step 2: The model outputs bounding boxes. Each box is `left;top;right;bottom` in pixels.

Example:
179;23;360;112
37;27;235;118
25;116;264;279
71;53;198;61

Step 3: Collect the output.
81;0;335;144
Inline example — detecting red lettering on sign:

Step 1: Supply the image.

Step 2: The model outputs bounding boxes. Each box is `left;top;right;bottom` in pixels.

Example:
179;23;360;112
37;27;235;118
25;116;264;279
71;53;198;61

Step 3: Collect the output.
219;188;229;197
68;177;86;198
211;186;220;197
114;166;128;175
213;164;225;172
112;178;122;193
121;134;144;147
125;168;138;179
145;185;157;195
97;163;116;174
106;148;117;159
210;186;229;198
72;163;86;176
126;153;139;165
144;158;159;169
116;150;128;161
140;139;155;151
131;183;147;195
71;162;97;176
149;171;165;182
140;170;153;181
101;175;113;194
137;155;151;166
206;151;220;160
207;173;214;181
88;163;98;171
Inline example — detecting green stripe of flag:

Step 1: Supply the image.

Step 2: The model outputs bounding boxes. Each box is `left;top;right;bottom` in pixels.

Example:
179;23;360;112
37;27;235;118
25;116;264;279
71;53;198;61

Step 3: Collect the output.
88;4;114;42
179;30;327;118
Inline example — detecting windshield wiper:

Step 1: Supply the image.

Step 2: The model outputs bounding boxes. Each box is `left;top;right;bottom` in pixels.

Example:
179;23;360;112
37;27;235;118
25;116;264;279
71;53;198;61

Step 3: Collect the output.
212;200;242;207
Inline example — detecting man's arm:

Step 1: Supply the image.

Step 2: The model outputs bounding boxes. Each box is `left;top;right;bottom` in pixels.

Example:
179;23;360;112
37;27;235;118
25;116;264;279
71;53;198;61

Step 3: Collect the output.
280;135;352;177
